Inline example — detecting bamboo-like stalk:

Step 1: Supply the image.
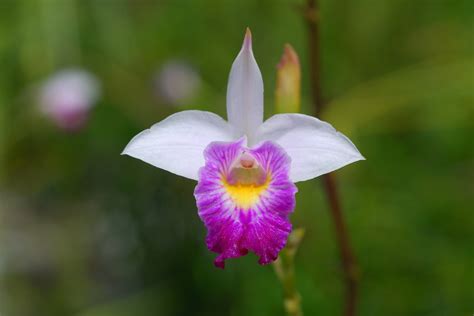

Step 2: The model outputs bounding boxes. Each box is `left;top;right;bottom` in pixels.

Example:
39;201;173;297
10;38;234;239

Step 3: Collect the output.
274;229;305;316
273;44;304;316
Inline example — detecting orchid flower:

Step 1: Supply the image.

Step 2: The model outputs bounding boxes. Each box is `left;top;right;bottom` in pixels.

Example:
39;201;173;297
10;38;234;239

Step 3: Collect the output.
122;29;364;268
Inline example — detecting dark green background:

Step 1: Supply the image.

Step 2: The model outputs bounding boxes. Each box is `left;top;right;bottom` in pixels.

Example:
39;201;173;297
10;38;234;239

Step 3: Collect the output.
0;0;472;315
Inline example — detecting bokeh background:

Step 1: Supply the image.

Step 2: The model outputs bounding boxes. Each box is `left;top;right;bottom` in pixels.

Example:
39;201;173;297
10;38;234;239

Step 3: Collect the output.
0;0;473;315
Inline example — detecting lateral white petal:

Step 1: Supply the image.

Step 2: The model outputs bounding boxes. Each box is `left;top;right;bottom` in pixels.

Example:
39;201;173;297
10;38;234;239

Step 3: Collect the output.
255;114;364;182
122;110;237;180
226;28;264;141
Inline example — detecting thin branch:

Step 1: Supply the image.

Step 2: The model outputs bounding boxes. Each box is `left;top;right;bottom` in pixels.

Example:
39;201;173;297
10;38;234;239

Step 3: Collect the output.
304;0;324;116
321;174;359;316
303;1;359;315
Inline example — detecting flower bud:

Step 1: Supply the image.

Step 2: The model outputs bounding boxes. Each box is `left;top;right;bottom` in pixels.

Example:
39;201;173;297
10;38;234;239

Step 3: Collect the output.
275;44;301;113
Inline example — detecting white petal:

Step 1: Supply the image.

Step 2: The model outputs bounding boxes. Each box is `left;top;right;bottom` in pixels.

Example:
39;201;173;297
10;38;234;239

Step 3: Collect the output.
226;28;264;141
122;110;237;180
255;114;365;182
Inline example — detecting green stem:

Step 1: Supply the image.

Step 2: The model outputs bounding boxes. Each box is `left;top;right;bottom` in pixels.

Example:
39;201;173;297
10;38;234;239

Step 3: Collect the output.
274;229;305;316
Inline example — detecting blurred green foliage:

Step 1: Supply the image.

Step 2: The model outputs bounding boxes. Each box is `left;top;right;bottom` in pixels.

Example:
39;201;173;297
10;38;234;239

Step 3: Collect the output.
0;0;473;315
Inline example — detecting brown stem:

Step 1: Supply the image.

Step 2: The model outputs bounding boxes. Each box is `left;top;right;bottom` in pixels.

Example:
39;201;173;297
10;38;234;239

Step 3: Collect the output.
303;0;359;315
321;174;359;316
304;0;324;116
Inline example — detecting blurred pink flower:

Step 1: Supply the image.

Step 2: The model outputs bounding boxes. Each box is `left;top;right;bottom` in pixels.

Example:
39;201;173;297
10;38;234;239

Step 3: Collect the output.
39;69;100;131
154;61;201;106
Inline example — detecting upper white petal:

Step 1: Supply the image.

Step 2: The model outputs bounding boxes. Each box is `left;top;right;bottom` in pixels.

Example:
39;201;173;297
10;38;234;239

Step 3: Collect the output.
122;110;237;180
254;113;365;182
226;29;264;142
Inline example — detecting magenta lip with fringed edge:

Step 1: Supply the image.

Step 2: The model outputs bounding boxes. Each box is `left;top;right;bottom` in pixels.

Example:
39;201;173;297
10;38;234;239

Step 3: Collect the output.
194;139;297;268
